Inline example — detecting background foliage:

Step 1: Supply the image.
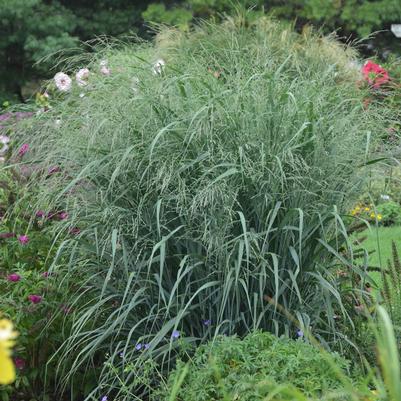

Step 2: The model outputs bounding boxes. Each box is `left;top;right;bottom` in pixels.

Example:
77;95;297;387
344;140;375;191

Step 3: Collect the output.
1;0;400;104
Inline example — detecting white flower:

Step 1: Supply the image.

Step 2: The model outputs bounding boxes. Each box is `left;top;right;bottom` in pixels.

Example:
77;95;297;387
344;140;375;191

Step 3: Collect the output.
0;135;10;155
55;119;62;127
380;194;390;201
100;65;111;76
79;93;85;98
0;135;10;145
152;58;165;75
76;68;90;87
100;59;108;67
54;72;72;92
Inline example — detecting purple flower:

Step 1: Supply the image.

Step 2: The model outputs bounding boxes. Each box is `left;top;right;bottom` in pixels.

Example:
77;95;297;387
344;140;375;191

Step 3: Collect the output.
0;232;15;239
69;227;81;235
48;166;61;175
171;330;180;339
18;143;29;157
28;294;42;304
18;235;29;245
144;343;150;350
119;352;124;358
0;113;11;122
202;319;211;326
61;304;72;314
101;397;108;401
296;329;304;338
36;210;46;218
58;211;69;220
14;357;26;370
135;343;142;351
7;273;21;282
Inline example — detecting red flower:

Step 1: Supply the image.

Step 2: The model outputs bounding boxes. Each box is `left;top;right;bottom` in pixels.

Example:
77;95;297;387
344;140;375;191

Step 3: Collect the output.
362;60;389;88
28;294;42;304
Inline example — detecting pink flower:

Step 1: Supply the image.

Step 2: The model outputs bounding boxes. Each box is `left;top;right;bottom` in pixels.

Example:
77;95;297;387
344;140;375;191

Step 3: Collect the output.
36;210;46;218
69;227;81;235
48;166;61;175
61;304;72;314
362;61;390;88
14;357;26;370
7;273;21;282
0;232;15;239
42;271;50;278
18;143;29;157
58;211;69;220
100;66;111;76
18;235;29;245
76;68;90;87
28;294;42;304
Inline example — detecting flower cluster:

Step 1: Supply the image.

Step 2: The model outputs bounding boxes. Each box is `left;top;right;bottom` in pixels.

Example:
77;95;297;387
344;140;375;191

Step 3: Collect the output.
362;61;390;89
350;204;382;221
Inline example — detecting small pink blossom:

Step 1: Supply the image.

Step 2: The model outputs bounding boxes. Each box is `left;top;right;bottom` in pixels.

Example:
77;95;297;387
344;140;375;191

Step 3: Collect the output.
18;143;29;157
36;210;46;218
14;357;26;370
61;304;72;314
58;211;69;220
48;166;61;175
28;294;42;304
100;66;111;75
69;227;81;235
42;271;50;278
18;235;29;245
76;68;90;87
7;273;21;282
0;232;15;239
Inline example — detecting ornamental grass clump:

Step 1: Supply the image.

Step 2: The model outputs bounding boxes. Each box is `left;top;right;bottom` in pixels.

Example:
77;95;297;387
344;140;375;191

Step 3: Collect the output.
12;16;393;399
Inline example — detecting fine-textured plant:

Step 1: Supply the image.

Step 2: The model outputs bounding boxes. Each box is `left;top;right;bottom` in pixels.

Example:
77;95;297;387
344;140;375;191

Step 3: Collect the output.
12;16;393;399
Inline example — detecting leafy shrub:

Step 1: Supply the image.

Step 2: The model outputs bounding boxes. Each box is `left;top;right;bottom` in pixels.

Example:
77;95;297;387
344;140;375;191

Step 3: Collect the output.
375;201;401;226
12;17;393;399
159;331;362;401
0;133;78;399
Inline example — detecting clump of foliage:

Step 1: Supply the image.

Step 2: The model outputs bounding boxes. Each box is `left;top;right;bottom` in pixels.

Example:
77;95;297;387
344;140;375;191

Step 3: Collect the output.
374;201;401;226
0;126;80;400
12;16;393;399
159;331;363;401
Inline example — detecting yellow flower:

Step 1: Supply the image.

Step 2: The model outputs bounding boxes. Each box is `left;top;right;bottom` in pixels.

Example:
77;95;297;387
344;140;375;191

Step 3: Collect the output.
0;319;18;385
370;212;376;218
365;207;371;212
377;214;383;221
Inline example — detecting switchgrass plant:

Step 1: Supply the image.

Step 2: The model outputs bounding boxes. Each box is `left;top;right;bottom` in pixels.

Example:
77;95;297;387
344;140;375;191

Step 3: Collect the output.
11;15;393;399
